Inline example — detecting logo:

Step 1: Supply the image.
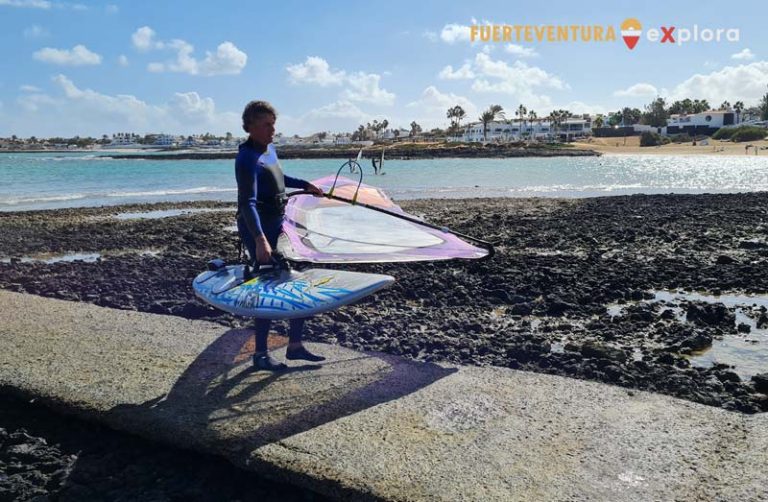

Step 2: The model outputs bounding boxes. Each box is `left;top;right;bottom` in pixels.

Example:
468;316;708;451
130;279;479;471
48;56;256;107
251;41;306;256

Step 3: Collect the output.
621;18;642;50
468;19;739;51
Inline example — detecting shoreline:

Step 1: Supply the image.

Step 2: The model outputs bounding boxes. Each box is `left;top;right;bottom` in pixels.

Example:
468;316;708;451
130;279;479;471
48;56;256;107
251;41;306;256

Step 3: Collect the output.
106;144;601;160
573;136;768;156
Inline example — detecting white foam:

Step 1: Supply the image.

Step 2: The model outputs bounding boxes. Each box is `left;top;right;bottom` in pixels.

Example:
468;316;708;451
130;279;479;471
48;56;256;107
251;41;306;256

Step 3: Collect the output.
0;194;87;205
106;187;236;197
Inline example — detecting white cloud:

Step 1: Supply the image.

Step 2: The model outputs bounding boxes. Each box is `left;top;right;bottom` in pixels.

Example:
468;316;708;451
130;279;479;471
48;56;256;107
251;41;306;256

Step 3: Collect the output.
286;56;345;86
132;27;246;76
613;83;658;98
0;0;51;8
423;31;438;42
117;55;128;66
546;101;607;116
438;63;475;80
306;100;367;119
666;61;768;105
286;56;395;106
197;42;247;76
33;45;102;66
434;53;567;111
440;23;471;44
731;48;755;61
132;26;163;51
9;74;239;136
170;91;216;118
469;53;566;109
17;92;56;112
23;24;49;39
2;0;86;8
20;84;41;92
279;100;371;136
407;86;477;116
505;44;538;58
342;72;395;106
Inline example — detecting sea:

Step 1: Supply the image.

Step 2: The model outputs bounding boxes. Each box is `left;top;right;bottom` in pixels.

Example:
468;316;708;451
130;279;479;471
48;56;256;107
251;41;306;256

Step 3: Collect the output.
2;151;768;211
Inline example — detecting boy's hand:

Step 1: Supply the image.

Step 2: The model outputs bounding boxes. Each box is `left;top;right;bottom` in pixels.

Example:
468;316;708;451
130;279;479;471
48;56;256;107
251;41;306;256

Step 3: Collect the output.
255;234;273;264
305;183;323;197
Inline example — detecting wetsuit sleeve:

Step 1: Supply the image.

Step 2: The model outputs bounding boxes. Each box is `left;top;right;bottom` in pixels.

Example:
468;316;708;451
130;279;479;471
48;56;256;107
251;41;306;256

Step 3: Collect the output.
284;175;310;189
236;155;264;237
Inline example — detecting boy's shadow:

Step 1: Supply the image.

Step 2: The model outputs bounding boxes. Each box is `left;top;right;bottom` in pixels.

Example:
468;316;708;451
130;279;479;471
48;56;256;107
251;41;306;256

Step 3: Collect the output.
106;327;456;456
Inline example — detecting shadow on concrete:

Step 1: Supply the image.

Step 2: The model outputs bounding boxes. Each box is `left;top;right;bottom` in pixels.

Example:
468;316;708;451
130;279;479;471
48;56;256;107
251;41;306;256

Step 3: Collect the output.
105;327;456;458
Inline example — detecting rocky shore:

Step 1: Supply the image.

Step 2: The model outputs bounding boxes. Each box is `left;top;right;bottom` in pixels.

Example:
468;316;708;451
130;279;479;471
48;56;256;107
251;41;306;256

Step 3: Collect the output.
1;192;768;498
106;143;601;161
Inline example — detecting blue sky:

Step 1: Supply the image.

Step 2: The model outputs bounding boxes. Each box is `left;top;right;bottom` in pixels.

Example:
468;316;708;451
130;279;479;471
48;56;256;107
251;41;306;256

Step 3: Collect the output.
1;0;766;137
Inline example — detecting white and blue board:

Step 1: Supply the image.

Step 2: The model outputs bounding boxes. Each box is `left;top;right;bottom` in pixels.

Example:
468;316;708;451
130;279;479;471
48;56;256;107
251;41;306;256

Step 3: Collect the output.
193;265;394;319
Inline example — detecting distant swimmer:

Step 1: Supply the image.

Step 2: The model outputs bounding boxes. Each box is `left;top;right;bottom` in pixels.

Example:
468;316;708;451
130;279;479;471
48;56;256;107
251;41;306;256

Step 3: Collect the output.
371;147;385;175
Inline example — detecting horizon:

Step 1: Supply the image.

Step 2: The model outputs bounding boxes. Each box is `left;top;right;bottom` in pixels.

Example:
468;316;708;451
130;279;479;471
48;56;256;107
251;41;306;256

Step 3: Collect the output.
1;0;766;138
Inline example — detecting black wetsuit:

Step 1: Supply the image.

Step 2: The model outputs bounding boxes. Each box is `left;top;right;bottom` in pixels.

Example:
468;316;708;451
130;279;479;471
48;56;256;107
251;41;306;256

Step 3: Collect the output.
234;139;309;258
235;139;313;361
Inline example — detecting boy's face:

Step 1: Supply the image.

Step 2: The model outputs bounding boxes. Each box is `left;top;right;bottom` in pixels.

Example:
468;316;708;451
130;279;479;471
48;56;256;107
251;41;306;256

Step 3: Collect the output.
248;114;276;145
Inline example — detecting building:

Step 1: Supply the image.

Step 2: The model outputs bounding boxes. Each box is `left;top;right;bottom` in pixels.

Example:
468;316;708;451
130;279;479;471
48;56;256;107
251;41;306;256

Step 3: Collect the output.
154;134;177;147
460;118;590;142
109;133;140;147
664;110;738;136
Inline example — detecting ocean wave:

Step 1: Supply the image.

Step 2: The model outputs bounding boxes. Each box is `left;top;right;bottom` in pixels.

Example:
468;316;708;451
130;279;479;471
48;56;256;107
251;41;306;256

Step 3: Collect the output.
510;183;648;193
0;194;87;205
106;187;236;197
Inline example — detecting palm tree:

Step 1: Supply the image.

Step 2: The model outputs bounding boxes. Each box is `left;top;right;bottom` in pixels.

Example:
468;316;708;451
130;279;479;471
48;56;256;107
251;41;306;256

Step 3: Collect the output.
478;105;505;141
515;104;527;139
719;100;732;111
593;115;604;129
454;105;466;128
527;110;537;139
446;105;466;138
692;99;710;113
549;110;563;141
733;101;745;123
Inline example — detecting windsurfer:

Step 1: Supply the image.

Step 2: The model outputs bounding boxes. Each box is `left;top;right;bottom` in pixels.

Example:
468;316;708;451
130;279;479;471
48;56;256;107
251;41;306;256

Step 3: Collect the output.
236;100;325;371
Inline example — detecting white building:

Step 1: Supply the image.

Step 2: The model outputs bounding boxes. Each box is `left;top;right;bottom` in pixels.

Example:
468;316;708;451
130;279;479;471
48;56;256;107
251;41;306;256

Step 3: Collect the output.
382;128;410;141
334;134;352;145
154;134;177;147
460;118;590;143
664;109;738;136
109;133;140;147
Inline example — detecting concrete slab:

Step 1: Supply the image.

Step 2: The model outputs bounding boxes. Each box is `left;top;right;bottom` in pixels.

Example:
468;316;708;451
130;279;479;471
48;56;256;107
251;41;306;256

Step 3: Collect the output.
0;290;766;501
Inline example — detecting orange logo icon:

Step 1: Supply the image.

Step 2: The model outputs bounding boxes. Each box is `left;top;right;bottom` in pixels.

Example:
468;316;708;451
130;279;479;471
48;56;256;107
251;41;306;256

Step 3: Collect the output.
621;18;642;50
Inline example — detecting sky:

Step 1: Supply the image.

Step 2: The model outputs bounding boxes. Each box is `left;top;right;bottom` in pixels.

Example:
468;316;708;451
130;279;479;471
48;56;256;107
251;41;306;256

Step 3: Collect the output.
1;0;767;137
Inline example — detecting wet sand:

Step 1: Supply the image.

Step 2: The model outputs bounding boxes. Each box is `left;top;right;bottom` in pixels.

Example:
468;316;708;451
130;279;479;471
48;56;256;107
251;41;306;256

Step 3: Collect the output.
1;193;768;498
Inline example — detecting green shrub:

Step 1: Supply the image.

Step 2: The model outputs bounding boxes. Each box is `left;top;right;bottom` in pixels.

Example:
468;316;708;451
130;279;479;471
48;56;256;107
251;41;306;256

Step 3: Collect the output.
731;126;768;142
713;125;767;142
640;131;669;147
670;133;692;143
712;128;735;140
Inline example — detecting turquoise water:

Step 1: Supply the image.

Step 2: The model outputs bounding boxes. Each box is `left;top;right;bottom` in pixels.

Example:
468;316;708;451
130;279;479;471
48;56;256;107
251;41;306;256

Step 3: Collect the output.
2;151;768;211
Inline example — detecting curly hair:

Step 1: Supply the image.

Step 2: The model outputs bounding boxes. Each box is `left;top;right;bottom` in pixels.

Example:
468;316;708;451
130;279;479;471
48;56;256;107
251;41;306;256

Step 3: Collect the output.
241;100;277;133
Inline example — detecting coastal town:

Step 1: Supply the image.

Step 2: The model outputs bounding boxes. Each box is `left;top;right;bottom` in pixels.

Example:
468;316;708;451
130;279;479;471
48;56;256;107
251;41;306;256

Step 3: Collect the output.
3;96;767;152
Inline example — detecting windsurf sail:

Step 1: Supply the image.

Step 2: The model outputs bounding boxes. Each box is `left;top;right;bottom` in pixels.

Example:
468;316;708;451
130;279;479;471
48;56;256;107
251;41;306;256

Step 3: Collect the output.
277;175;492;263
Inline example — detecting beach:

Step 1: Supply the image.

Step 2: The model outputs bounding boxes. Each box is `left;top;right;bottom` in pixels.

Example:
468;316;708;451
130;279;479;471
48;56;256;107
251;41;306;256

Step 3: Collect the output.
574;136;768;156
1;193;768;498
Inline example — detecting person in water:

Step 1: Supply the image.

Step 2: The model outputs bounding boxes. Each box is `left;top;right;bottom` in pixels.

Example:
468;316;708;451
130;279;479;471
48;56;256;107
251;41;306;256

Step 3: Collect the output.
236;100;325;371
